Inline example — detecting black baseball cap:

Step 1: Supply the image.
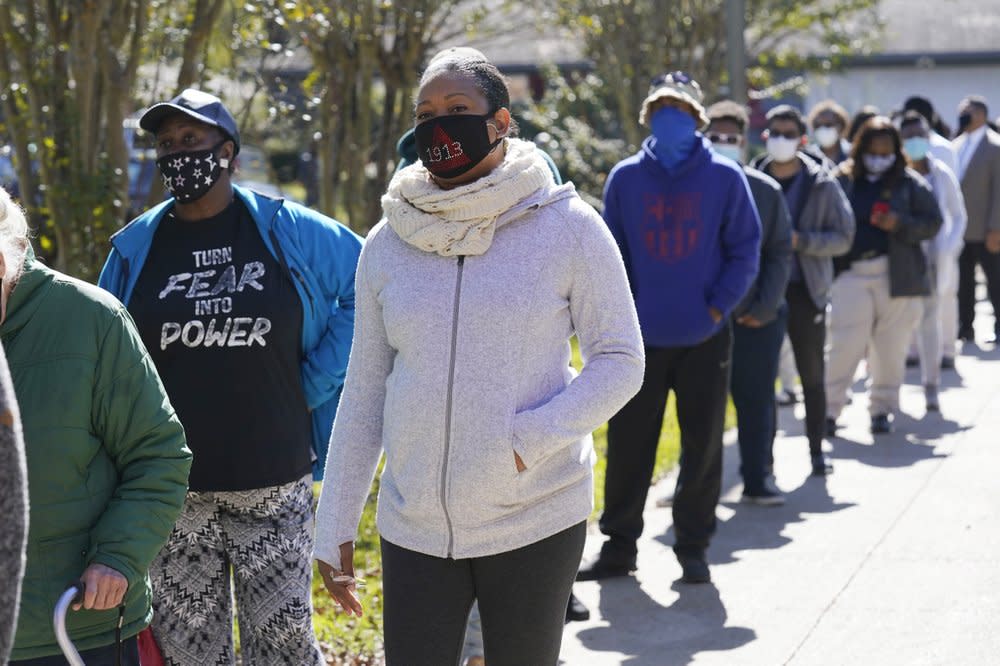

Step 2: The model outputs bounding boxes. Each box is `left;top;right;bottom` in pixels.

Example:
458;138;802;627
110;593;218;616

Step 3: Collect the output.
139;88;240;154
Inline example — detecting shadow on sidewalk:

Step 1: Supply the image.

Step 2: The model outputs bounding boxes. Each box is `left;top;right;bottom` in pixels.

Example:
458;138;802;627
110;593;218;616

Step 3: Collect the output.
709;477;854;566
569;579;754;666
827;425;954;469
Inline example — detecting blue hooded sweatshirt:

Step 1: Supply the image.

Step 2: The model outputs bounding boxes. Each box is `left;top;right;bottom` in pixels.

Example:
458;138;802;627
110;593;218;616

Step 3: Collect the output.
603;136;761;347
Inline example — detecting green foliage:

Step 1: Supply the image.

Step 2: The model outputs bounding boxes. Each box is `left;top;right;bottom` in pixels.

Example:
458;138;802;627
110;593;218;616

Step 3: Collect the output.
516;67;627;209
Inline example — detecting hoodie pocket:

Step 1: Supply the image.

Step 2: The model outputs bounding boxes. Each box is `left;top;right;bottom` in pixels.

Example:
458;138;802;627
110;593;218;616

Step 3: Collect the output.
515;434;590;506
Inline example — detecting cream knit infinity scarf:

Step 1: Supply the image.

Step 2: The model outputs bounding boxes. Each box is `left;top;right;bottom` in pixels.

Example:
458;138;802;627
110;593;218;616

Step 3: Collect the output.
382;138;555;256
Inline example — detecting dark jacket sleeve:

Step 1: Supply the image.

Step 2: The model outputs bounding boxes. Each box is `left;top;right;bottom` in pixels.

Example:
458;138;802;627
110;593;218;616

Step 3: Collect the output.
707;169;762;316
0;345;26;665
88;308;191;588
892;172;943;244
746;179;793;322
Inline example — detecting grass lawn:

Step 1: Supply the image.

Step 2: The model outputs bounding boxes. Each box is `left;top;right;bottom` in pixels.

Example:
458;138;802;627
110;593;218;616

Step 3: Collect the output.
312;341;735;664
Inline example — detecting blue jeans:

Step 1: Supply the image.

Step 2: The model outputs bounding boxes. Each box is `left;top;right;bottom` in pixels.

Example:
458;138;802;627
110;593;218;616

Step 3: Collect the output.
731;306;787;493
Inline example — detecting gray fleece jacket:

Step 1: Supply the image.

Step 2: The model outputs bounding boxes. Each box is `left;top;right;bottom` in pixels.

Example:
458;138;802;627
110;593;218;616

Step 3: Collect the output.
0;343;27;664
314;183;644;567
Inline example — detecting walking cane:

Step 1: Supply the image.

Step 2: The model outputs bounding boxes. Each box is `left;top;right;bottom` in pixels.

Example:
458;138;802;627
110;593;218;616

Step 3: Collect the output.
53;581;87;666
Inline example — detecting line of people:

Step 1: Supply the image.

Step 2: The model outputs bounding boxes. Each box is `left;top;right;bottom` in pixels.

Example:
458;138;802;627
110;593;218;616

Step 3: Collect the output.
1;47;998;666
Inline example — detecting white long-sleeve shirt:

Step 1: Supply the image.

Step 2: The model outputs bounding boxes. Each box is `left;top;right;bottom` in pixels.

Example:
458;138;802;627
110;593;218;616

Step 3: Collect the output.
924;157;968;259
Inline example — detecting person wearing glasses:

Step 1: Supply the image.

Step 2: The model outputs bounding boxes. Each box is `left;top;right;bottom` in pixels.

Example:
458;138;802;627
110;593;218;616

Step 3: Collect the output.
706;100;793;505
578;72;760;585
808;99;853;167
756;104;855;474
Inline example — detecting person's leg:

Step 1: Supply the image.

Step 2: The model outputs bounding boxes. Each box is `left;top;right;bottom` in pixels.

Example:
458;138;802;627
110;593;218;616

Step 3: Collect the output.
979;246;1000;340
777;334;799;398
381;539;475;666
957;242;980;339
917;288;942;388
672;324;731;560
825;268;876;420
596;347;671;564
223;475;323;666
475;522;586;666
731;309;786;495
868;287;923;418
938;253;960;362
9;637;140;666
785;281;828;453
149;491;233;666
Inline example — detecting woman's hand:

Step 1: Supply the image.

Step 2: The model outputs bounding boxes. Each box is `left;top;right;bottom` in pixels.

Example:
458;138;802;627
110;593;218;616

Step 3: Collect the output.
514;451;527;473
871;209;899;232
317;542;364;617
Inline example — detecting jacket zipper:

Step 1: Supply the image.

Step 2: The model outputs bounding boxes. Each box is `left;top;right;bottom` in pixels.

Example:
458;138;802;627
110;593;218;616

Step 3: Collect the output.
441;255;465;557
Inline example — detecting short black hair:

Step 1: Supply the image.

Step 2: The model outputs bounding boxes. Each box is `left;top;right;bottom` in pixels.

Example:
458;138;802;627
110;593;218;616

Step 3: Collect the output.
706;100;749;133
807;99;849;131
961;95;989;116
419;53;519;135
902;96;935;125
766;104;807;135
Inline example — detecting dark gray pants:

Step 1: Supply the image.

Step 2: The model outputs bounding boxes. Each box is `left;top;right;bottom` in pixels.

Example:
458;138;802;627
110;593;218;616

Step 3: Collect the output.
381;522;586;666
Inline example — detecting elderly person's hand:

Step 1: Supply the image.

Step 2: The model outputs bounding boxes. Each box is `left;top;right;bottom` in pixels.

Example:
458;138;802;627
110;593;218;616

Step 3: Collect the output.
73;564;128;611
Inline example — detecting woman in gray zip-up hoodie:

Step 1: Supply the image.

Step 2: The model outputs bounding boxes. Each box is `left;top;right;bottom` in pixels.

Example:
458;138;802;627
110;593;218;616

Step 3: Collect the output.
314;53;644;665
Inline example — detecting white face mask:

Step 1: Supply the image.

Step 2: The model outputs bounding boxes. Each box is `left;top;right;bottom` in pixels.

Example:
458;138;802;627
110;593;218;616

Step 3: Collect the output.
766;136;799;163
711;143;744;164
863;153;896;178
814;126;841;149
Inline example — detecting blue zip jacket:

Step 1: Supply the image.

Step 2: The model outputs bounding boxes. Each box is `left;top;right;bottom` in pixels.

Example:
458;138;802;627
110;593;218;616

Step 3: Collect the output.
603;136;761;347
98;184;363;480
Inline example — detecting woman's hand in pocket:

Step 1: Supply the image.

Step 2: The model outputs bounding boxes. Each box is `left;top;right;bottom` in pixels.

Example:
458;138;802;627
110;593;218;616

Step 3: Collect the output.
514;451;527;473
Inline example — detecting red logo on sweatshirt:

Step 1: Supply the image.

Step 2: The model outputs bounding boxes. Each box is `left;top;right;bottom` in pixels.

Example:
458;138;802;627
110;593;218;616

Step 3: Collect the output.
641;192;703;262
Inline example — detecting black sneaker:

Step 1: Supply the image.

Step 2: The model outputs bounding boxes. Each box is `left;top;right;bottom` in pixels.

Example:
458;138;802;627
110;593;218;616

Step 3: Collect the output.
677;554;711;584
741;480;785;506
565;591;590;623
576;547;636;581
958;327;975;342
871;413;894;434
941;356;956;370
811;453;833;476
905;355;919;368
825;417;838;438
776;388;799;406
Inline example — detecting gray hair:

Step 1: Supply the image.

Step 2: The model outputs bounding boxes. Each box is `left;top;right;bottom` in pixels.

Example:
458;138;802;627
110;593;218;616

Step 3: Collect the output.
0;187;30;282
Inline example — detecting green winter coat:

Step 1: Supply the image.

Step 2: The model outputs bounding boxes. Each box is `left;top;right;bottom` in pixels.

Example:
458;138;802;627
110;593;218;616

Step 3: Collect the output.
2;252;191;660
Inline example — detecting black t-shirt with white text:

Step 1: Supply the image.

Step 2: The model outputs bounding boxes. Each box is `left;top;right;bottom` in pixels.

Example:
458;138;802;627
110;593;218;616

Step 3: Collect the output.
129;199;312;491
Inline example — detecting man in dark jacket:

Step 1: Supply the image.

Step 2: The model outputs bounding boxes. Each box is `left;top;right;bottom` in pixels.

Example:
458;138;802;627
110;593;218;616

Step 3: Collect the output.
578;72;760;584
0;185;191;664
756;105;855;474
707;101;793;505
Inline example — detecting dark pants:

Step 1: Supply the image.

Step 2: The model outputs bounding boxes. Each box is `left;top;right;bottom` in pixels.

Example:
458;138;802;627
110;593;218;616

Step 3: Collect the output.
380;522;586;666
958;241;1000;338
600;324;732;559
731;306;787;493
10;637;139;666
786;281;827;453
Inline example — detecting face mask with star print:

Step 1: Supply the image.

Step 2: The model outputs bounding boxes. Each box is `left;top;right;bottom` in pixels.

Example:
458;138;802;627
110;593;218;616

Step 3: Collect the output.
156;140;230;204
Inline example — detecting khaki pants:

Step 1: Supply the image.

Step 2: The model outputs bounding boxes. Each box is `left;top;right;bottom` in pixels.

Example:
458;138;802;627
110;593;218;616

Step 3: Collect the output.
826;257;922;418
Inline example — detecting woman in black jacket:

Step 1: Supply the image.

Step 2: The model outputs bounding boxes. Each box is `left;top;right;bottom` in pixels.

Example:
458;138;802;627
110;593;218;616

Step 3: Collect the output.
826;116;943;435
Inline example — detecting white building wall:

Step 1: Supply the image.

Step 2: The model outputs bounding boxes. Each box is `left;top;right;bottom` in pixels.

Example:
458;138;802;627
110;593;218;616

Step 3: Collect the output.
804;64;1000;132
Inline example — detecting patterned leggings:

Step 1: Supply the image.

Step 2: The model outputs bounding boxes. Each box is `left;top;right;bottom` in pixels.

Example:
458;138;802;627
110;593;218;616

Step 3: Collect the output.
150;475;323;666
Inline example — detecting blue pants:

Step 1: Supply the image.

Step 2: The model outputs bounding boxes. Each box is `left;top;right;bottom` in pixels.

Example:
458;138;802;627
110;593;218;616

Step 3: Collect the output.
731;307;787;493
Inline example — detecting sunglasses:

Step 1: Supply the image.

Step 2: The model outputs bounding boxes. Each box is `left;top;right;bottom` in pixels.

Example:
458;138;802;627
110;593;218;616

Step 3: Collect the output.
707;133;741;145
767;130;801;140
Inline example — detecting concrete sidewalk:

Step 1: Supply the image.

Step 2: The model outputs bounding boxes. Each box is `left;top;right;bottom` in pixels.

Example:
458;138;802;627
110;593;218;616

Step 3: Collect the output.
560;326;1000;665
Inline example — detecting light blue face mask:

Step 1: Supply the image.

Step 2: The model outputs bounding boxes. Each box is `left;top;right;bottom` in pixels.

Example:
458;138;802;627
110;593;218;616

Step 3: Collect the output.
650;106;699;169
903;136;931;161
711;142;743;164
